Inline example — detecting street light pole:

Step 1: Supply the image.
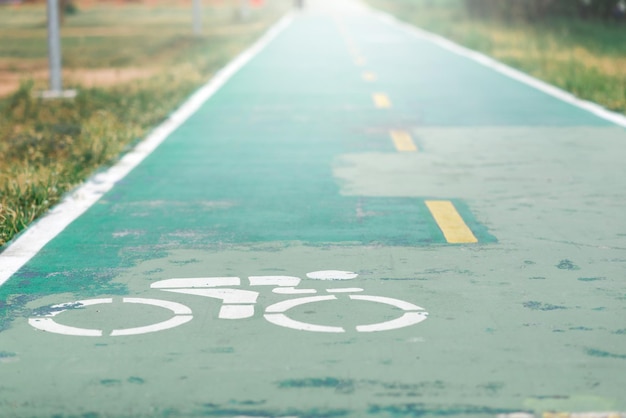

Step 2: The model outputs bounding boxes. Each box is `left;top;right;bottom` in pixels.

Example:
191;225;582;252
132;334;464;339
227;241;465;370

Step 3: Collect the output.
238;0;248;21
193;0;202;36
41;0;76;99
47;0;62;93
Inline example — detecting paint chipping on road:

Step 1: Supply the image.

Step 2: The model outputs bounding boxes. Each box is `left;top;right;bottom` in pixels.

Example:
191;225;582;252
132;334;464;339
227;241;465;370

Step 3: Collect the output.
556;259;580;270
523;301;567;311
585;348;626;359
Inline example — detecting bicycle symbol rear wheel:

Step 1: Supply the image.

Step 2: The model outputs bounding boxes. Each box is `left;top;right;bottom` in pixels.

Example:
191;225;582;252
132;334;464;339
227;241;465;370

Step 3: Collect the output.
29;298;193;337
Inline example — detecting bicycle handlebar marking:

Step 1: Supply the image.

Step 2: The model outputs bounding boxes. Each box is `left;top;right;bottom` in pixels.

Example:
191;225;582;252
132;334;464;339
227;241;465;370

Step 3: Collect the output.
272;287;317;295
327;287;364;293
152;277;241;288
306;271;358;280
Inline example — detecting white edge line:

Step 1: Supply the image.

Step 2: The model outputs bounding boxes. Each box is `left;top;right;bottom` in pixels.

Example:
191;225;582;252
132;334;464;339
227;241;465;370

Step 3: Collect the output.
371;8;626;129
0;13;294;288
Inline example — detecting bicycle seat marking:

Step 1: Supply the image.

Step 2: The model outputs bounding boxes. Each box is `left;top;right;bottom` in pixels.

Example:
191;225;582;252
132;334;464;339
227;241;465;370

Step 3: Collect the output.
28;270;429;337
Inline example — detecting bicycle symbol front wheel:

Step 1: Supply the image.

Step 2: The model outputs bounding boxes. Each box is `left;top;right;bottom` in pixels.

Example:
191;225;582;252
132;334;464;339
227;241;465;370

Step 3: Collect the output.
264;294;428;333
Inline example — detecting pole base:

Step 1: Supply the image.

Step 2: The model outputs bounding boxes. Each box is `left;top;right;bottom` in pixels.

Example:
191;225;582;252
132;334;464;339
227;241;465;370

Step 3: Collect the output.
36;89;78;99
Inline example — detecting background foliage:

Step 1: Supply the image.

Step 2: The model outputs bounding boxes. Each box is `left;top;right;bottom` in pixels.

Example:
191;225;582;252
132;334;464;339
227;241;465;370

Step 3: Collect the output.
463;0;626;20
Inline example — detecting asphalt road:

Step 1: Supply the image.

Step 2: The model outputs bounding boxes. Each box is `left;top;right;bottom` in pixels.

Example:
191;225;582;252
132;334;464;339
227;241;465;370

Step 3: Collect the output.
1;1;625;416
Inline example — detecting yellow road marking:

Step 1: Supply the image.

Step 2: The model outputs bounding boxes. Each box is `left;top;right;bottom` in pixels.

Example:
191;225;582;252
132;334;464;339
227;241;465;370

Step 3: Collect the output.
390;130;417;152
373;93;391;108
425;201;478;244
362;72;377;82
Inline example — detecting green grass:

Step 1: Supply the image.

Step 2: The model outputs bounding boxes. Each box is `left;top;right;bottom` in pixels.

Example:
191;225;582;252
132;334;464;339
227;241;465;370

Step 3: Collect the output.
0;1;290;247
366;0;626;114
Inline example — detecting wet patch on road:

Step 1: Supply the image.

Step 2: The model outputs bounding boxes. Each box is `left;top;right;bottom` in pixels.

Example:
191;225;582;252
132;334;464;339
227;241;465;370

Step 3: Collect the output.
277;378;457;399
556;259;580;270
0;351;18;364
367;403;521;416
578;277;605;282
585;348;626;360
195;403;350;417
278;377;355;394
523;301;567;311
100;379;122;387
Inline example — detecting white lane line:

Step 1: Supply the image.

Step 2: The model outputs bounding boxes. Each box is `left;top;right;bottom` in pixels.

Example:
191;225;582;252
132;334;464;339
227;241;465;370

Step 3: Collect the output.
0;13;294;288
372;10;626;129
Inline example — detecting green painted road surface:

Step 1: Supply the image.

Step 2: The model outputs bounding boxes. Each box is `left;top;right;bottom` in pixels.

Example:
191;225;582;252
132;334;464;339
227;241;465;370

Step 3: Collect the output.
2;0;626;416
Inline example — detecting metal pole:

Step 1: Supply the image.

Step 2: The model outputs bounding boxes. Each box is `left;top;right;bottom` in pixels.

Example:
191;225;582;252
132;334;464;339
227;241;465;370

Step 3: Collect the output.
47;0;62;92
238;0;248;20
193;0;202;36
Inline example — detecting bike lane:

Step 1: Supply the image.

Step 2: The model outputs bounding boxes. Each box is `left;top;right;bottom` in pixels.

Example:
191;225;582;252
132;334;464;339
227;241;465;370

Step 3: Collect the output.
1;1;626;416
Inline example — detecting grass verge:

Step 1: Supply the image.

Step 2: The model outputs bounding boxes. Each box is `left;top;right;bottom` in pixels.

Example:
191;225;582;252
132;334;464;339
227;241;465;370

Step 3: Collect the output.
365;0;626;115
0;0;290;247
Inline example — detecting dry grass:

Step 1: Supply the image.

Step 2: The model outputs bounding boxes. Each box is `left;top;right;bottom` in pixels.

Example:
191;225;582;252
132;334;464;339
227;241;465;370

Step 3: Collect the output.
0;0;291;247
0;2;281;95
366;0;626;114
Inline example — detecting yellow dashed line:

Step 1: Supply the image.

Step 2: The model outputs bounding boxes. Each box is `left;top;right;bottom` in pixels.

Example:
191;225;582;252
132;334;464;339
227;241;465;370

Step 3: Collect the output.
390;130;417;152
425;201;478;244
373;93;391;108
362;72;377;82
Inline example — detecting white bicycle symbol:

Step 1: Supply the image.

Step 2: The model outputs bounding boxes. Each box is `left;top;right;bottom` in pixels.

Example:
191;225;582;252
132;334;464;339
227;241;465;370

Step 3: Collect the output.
29;270;428;337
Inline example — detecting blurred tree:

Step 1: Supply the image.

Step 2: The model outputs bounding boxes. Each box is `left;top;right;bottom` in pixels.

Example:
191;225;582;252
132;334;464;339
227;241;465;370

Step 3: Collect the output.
464;0;624;21
58;0;77;24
